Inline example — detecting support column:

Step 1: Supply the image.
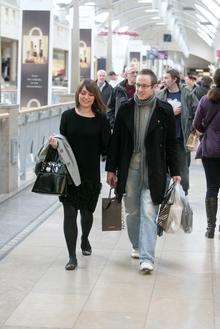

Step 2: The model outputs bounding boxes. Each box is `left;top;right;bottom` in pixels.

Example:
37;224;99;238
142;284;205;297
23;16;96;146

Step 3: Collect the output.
11;40;17;83
0;105;19;193
70;0;80;93
0;2;2;104
106;1;112;73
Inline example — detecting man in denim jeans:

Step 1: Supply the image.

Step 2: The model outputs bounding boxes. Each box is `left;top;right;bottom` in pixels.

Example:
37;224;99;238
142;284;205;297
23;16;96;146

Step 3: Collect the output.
106;69;181;273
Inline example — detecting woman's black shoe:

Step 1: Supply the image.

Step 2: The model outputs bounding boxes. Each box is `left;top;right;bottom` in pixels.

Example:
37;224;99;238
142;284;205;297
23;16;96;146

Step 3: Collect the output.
65;257;77;270
81;238;92;256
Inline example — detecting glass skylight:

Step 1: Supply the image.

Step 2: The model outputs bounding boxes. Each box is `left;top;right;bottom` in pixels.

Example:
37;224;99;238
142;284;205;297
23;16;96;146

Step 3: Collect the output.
195;4;218;26
200;0;220;19
197;28;213;46
95;11;109;23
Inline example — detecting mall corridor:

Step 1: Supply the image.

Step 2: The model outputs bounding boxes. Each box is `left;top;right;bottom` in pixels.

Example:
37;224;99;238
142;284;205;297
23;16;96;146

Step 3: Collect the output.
0;158;219;329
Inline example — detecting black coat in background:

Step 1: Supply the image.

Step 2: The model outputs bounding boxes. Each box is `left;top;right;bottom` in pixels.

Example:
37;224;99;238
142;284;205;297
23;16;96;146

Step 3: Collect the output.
99;81;114;107
106;98;180;204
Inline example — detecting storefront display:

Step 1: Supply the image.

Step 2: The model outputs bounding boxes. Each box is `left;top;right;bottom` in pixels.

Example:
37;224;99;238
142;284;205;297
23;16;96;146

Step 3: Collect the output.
52;49;68;86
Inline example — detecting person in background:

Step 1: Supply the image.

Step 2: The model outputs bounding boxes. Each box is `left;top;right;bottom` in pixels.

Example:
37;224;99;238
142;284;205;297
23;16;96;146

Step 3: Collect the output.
193;68;220;239
108;71;119;88
96;70;114;108
107;65;137;128
193;76;213;101
157;68;198;195
49;79;111;270
106;69;180;273
155;78;165;93
180;72;186;85
185;75;197;91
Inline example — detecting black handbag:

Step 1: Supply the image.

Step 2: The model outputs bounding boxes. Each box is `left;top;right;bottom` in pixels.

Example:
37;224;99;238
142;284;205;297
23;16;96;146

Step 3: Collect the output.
102;188;122;231
32;146;67;196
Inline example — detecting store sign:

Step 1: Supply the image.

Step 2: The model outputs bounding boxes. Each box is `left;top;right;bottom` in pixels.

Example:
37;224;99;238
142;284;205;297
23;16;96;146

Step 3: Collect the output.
158;50;168;60
20;11;50;108
80;29;92;79
129;52;141;70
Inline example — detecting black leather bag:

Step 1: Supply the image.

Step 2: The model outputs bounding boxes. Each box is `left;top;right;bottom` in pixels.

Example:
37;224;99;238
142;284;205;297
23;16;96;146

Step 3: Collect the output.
32;147;67;196
102;189;122;231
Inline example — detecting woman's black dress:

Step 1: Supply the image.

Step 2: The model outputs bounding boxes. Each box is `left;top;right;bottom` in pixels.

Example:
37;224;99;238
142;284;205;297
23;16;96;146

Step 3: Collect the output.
59;108;111;212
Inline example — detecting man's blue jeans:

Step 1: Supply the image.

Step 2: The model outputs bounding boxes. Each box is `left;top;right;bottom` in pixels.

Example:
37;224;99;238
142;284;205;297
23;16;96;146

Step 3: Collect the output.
124;167;159;264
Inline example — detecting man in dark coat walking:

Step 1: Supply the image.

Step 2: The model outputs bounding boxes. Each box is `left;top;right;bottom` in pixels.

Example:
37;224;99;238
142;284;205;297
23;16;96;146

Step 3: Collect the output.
96;70;113;107
106;69;181;273
107;65;137;128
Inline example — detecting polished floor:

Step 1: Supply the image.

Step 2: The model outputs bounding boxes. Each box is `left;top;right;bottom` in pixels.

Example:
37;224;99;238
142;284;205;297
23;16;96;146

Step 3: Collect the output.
0;158;219;329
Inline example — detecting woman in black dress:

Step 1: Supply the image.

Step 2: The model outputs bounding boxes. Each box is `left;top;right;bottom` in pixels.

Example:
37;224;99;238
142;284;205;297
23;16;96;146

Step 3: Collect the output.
49;79;111;270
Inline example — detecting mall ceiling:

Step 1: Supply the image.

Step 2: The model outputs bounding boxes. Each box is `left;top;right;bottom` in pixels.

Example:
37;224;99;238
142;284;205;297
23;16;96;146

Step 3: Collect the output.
78;0;220;58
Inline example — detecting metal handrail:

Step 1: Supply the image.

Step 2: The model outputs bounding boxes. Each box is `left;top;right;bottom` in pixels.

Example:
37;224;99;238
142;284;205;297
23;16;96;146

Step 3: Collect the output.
0;113;10;119
19;101;75;114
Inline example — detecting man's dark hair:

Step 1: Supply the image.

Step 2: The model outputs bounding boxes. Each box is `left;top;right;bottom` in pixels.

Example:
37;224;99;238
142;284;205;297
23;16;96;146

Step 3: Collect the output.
201;76;213;88
108;71;116;76
208;69;220;102
187;75;197;81
138;69;157;85
166;69;180;86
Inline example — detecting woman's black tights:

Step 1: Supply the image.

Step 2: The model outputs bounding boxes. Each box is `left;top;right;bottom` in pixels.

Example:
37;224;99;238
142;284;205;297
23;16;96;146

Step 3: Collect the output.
63;204;93;258
202;158;220;198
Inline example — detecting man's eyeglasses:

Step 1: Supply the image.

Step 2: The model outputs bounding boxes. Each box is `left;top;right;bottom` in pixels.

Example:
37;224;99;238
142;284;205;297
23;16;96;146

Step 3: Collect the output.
135;83;153;89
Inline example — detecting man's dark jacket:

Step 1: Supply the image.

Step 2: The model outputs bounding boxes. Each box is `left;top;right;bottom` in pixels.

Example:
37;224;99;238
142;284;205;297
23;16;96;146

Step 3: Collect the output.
106;98;180;204
107;79;133;128
98;81;113;106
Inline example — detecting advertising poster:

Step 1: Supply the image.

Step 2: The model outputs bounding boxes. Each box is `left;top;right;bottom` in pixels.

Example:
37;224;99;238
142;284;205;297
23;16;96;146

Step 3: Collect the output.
80;29;92;79
129;52;141;70
20;11;50;108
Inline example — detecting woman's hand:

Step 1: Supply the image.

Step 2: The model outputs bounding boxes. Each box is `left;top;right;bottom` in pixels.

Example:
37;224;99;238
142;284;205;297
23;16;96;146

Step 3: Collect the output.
49;135;58;149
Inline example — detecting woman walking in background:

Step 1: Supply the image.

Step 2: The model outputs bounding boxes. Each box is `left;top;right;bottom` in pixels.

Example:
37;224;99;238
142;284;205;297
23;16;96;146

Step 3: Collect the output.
193;69;220;238
49;79;111;269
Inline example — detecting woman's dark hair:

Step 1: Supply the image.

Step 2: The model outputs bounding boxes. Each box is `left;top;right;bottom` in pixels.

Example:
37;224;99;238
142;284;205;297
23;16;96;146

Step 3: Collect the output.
208;69;220;103
166;69;180;86
75;79;107;114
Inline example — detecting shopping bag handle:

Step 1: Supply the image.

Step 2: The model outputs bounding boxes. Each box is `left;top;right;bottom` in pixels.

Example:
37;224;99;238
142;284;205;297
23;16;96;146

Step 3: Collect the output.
108;187;114;199
104;188;117;210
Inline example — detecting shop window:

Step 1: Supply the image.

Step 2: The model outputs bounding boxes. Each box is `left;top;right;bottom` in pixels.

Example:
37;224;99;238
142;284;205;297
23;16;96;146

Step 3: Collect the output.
52;50;68;87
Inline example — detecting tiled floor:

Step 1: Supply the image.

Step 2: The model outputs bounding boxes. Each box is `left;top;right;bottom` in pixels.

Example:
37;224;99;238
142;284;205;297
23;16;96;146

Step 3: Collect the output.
0;159;219;329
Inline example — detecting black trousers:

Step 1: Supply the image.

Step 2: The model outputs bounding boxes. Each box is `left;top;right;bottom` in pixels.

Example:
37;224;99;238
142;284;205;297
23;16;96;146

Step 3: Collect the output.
63;204;93;258
202;158;220;198
176;142;190;194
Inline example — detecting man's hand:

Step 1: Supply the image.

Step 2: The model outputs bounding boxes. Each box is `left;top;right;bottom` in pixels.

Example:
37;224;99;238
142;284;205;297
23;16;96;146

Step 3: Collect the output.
107;172;117;188
173;107;181;116
172;176;181;184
